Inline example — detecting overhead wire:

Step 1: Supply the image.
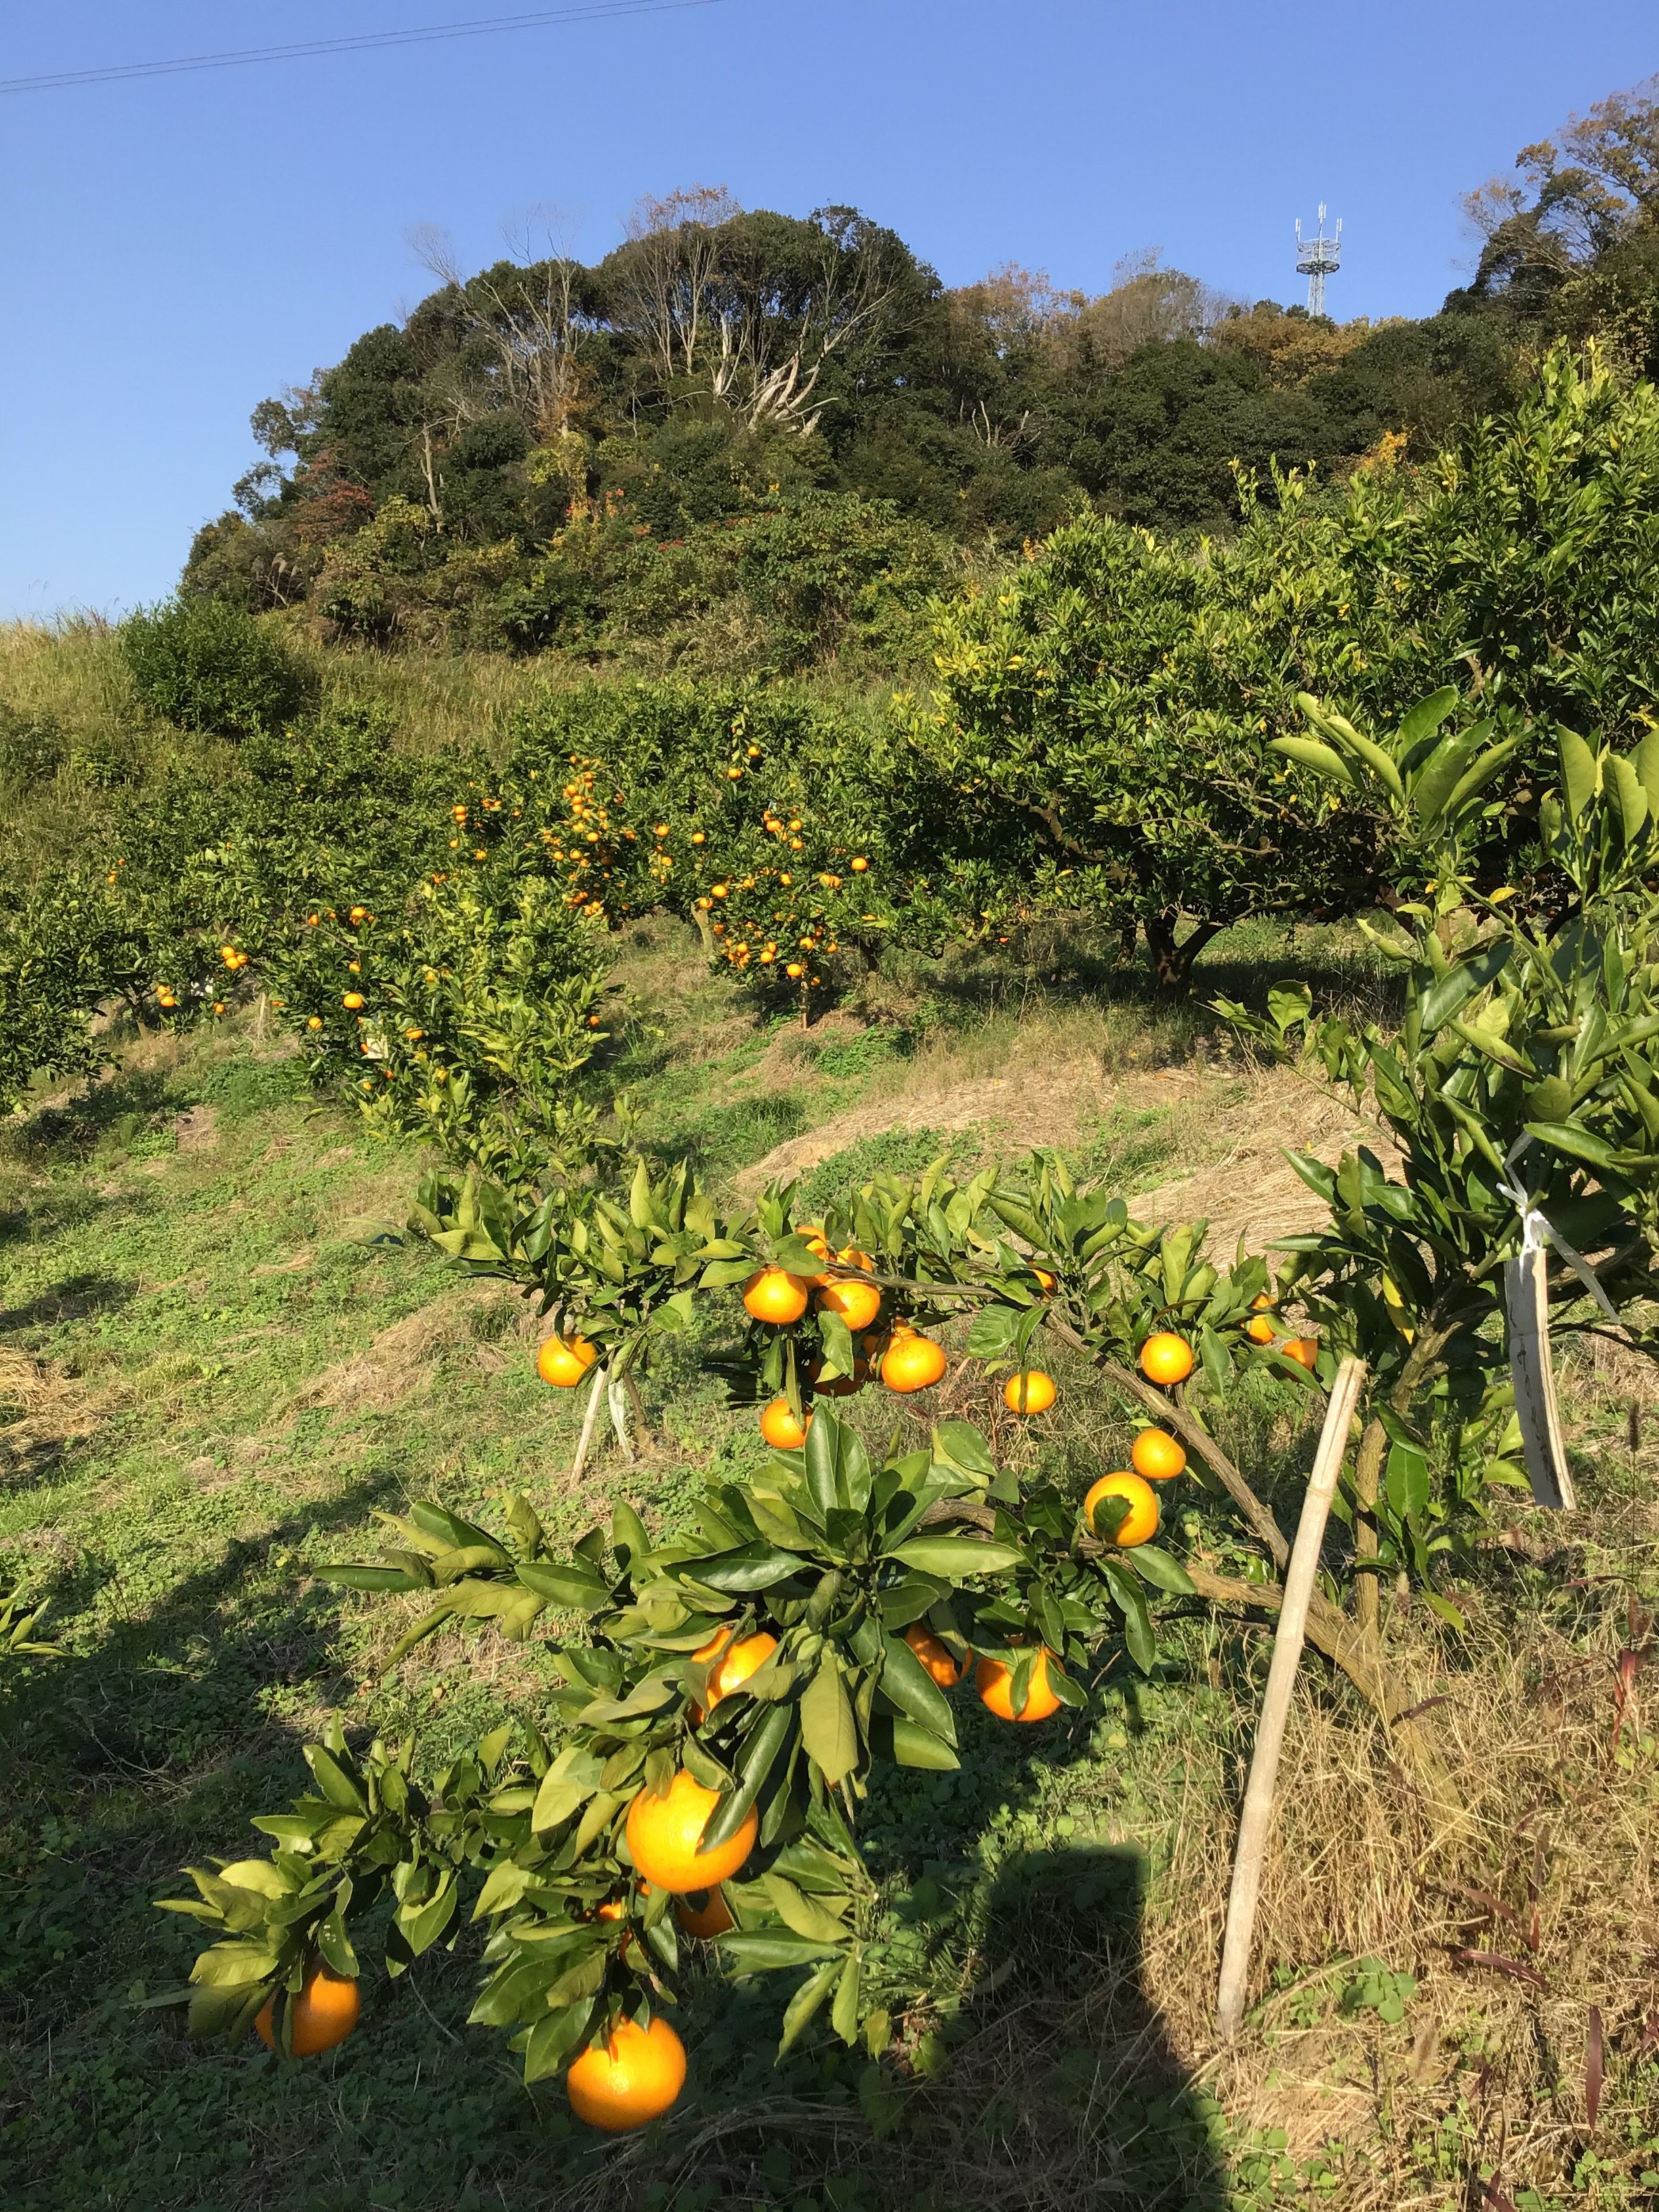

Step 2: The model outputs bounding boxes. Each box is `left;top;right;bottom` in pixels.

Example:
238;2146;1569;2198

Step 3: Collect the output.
0;1;722;96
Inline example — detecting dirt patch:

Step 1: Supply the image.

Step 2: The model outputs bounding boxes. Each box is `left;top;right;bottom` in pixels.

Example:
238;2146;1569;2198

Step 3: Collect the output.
287;1284;507;1417
1132;1071;1402;1257
734;1052;1111;1196
173;1103;219;1153
735;1054;1401;1259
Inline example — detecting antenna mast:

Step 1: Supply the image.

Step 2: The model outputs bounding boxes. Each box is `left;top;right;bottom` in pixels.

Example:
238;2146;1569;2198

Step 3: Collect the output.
1294;203;1343;317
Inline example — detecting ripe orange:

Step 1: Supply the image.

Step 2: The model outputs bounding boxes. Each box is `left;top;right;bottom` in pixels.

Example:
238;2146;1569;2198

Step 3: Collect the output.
1246;1315;1276;1345
881;1331;947;1393
342;991;365;1010
1002;1370;1057;1415
1032;1267;1057;1294
976;1645;1063;1722
674;1885;735;1940
1083;1471;1160;1547
1251;1292;1275;1311
565;2014;687;2132
742;1267;811;1326
697;1631;777;1718
811;1357;867;1397
818;1277;882;1332
255;1960;359;2057
1283;1337;1319;1370
793;1225;832;1283
1139;1332;1193;1387
903;1622;961;1687
758;1397;810;1450
626;1769;758;1892
537;1334;598;1388
1130;1429;1186;1481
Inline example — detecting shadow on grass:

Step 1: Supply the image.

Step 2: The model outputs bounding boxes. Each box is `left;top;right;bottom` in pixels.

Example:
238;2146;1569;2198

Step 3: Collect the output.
0;1270;139;1336
9;1064;186;1162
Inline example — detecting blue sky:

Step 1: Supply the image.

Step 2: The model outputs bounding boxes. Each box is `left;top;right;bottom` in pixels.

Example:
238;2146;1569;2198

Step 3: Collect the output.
4;1;1655;619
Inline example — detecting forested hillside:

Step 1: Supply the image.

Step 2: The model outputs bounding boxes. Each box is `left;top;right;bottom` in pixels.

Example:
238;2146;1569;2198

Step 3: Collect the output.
177;82;1659;670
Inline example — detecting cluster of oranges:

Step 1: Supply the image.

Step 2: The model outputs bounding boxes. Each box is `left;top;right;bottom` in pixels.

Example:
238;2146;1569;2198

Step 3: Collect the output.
546;759;630;925
741;1243;951;1410
1244;1291;1319;1368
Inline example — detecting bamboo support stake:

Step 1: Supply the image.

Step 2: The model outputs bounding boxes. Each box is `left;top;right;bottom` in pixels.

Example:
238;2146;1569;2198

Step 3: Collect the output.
567;1364;608;1488
1216;1355;1367;2042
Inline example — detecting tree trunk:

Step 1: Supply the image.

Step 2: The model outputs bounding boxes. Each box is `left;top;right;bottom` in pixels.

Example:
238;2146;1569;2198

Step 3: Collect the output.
1143;909;1223;995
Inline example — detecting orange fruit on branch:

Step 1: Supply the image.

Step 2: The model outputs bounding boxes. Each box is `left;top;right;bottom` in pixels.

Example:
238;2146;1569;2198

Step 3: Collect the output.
626;1769;758;1893
1283;1338;1319;1370
742;1267;811;1326
818;1277;882;1332
903;1622;961;1687
1002;1370;1057;1415
1139;1332;1193;1387
691;1630;777;1721
976;1645;1063;1722
1083;1471;1160;1547
1130;1429;1186;1481
565;2014;687;2132
255;1959;359;2057
537;1334;598;1389
880;1331;947;1393
1246;1315;1276;1345
758;1397;810;1450
674;1885;735;1940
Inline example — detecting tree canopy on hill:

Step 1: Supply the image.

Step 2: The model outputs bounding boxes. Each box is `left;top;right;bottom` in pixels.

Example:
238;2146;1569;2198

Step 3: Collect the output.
182;81;1659;666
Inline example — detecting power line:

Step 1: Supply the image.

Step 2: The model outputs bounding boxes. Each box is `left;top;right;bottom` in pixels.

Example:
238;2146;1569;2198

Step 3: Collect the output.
0;1;722;96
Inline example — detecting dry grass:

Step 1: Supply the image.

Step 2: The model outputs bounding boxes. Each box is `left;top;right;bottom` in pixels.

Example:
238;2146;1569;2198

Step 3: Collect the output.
304;641;556;757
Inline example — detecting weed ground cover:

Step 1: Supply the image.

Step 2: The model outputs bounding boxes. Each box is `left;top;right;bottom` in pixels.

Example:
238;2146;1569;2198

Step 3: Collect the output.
3;945;1656;2212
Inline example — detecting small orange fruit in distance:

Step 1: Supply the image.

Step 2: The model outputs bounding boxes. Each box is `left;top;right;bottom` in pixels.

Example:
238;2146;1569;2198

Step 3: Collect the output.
1002;1370;1057;1415
1251;1292;1275;1311
818;1276;882;1332
1246;1315;1276;1345
537;1334;598;1388
1284;1337;1319;1370
626;1769;758;1893
255;1959;359;2057
881;1331;947;1393
1083;1471;1160;1547
903;1621;961;1687
674;1885;735;1940
565;2014;687;2132
1130;1429;1186;1481
758;1397;810;1450
742;1267;811;1326
977;1645;1063;1722
342;991;366;1010
1139;1332;1194;1387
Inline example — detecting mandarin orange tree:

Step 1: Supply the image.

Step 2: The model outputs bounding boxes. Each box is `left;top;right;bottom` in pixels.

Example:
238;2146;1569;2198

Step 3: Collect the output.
157;699;1659;2129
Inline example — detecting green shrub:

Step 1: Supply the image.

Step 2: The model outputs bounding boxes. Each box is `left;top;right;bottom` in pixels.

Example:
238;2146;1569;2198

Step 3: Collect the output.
120;598;310;737
912;344;1659;986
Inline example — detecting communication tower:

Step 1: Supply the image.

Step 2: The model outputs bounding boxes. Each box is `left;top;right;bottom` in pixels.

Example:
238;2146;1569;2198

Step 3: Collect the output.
1294;204;1343;317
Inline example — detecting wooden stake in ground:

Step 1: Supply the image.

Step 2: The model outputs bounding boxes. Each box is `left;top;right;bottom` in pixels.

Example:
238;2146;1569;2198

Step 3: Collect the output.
1216;1354;1368;2041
